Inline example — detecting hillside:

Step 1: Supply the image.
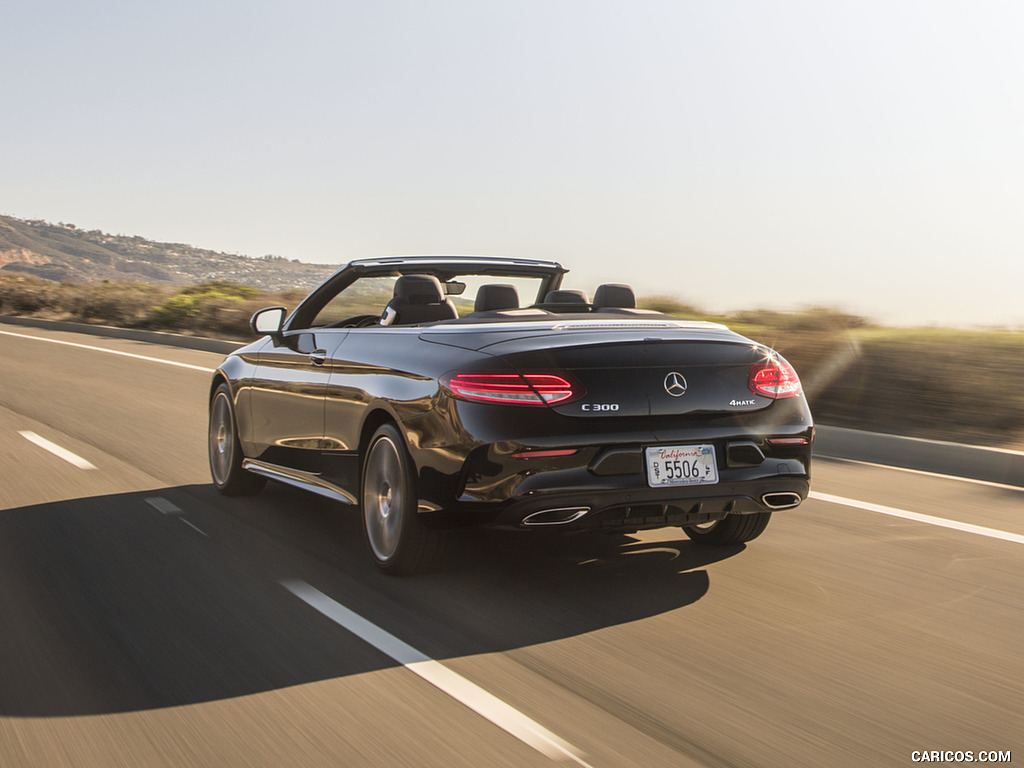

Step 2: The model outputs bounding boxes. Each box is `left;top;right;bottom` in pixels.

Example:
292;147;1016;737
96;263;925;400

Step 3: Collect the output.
0;214;338;291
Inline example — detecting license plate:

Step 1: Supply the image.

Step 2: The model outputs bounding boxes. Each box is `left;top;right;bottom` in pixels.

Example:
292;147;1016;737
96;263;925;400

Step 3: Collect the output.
645;444;718;487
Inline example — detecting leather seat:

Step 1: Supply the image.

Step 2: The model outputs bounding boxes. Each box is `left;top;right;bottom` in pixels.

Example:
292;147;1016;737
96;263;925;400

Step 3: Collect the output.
474;284;520;312
543;289;589;312
380;275;458;325
593;283;636;310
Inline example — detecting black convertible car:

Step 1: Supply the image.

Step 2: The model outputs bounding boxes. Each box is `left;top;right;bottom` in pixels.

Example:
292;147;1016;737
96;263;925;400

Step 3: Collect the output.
209;256;813;573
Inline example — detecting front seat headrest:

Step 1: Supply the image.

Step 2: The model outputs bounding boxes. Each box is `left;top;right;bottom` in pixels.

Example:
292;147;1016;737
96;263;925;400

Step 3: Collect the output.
394;274;446;304
380;274;458;325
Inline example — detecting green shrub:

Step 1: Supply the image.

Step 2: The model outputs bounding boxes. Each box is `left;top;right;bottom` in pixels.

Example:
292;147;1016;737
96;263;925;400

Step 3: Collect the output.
70;282;170;326
152;282;262;330
177;281;261;300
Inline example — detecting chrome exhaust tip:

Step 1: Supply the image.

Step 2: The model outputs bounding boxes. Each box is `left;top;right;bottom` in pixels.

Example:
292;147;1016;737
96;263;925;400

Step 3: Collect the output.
522;507;590;526
761;492;802;510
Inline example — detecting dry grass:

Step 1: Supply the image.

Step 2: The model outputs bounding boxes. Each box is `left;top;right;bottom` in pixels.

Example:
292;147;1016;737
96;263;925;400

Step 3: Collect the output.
0;274;299;340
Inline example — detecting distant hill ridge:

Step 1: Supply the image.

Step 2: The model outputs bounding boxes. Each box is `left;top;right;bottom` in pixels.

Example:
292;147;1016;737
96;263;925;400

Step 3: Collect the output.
0;214;338;292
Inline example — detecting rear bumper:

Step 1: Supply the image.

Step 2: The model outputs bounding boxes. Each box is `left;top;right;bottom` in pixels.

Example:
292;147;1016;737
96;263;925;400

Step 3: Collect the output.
402;394;813;532
484;476;810;532
418;437;812;532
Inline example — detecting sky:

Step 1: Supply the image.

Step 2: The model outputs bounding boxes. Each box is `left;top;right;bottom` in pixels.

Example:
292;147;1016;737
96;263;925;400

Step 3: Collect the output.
3;0;1023;327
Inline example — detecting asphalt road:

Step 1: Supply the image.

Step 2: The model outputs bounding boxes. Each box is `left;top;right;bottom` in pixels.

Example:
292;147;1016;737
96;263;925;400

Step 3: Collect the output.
1;326;1020;768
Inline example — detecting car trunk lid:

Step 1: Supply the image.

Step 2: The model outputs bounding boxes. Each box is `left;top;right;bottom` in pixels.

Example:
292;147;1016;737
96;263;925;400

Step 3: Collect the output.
465;327;779;418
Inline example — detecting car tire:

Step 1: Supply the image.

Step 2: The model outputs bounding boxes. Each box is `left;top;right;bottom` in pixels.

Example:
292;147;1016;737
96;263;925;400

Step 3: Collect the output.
209;383;267;496
682;511;772;545
361;423;447;575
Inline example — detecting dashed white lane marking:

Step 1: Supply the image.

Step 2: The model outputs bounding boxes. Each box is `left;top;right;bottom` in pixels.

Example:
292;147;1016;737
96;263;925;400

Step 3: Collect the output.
0;329;216;373
816;455;1024;493
809;491;1024;546
146;496;183;515
179;519;209;537
281;579;593;767
18;431;97;470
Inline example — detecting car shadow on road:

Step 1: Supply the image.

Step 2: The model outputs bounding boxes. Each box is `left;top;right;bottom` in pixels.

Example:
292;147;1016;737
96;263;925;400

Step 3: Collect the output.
0;483;744;717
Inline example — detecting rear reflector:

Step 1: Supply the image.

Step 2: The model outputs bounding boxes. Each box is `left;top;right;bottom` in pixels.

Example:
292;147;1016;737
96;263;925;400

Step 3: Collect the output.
510;448;580;459
748;361;803;399
443;373;582;405
766;437;809;446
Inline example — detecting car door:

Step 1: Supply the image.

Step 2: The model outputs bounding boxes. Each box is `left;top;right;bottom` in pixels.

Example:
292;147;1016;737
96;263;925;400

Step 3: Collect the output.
248;327;349;473
248;272;398;475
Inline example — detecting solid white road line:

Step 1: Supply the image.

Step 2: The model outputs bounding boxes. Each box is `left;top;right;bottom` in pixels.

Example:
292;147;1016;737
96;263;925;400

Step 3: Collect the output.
0;329;215;372
809;491;1024;546
281;579;593;767
816;454;1024;493
824;427;1024;457
18;431;97;470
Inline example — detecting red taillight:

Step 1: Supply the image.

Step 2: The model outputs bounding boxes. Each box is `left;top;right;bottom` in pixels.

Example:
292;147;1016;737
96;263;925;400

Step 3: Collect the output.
749;361;803;399
443;373;582;406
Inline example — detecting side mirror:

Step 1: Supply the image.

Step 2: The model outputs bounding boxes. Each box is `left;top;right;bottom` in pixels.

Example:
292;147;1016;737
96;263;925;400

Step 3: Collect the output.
250;306;287;339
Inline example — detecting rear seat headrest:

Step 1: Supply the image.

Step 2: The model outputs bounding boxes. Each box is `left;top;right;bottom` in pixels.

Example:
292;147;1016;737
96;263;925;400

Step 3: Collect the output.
593;283;636;309
544;289;589;305
474;284;520;312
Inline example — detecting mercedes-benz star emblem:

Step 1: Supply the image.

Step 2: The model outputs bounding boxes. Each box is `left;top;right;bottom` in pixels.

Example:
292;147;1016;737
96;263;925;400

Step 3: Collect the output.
664;372;688;397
